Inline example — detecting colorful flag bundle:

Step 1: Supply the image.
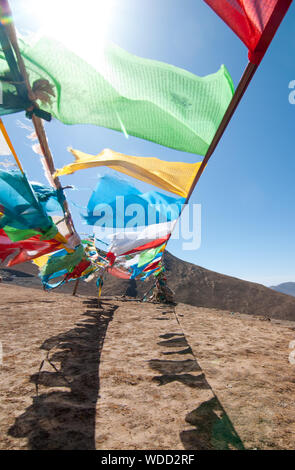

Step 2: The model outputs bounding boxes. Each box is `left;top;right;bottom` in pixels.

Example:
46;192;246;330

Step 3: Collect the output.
0;1;291;293
107;220;176;259
35;243;98;290
0;228;62;266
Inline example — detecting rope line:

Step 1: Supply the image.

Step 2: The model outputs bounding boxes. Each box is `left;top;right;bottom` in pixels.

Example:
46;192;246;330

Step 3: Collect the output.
0;117;24;173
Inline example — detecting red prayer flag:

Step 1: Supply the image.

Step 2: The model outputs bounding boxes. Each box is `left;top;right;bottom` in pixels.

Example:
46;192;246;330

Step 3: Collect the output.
0;229;61;267
204;0;292;64
107;266;132;280
66;259;91;280
143;259;161;272
119;236;170;257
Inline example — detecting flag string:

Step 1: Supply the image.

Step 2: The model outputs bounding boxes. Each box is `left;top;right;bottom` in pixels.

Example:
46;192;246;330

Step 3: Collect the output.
0;117;24;174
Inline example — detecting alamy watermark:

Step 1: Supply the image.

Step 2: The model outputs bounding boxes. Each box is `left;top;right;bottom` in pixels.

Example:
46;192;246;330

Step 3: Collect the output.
91;199;202;251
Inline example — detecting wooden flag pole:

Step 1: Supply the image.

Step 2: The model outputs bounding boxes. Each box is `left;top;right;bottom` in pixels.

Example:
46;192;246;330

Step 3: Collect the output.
165;61;258;248
72;279;80;296
184;62;257;204
0;0;78;238
0;0;259;283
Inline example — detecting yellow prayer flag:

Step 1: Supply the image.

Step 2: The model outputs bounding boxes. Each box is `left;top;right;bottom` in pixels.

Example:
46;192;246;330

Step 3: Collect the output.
33;254;49;268
54;148;202;198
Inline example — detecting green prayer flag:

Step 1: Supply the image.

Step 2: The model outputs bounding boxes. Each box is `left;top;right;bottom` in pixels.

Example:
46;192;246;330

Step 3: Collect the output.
137;244;165;268
0;36;234;155
40;244;84;277
3;226;41;242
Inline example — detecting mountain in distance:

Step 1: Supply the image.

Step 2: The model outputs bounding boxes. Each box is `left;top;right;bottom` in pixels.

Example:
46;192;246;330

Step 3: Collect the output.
270;282;295;297
1;251;295;321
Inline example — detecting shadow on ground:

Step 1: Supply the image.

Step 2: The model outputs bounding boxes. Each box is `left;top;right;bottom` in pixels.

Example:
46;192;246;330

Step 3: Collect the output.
148;305;245;450
8;299;117;450
180;396;244;450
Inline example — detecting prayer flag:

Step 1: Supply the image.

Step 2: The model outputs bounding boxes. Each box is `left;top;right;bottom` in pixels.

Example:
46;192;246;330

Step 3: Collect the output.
1;36;235;155
55;148;202;198
204;0;292;64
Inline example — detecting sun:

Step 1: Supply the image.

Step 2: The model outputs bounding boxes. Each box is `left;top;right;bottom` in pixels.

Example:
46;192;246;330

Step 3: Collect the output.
23;0;115;66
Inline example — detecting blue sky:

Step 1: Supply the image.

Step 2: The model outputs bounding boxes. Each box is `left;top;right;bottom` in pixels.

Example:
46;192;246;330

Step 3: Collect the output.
3;0;295;286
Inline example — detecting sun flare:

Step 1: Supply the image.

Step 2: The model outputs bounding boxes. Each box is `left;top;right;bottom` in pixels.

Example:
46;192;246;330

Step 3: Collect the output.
24;0;115;66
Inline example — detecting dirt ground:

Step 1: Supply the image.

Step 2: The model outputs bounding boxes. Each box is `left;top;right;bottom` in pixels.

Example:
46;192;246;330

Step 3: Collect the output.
0;284;295;450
